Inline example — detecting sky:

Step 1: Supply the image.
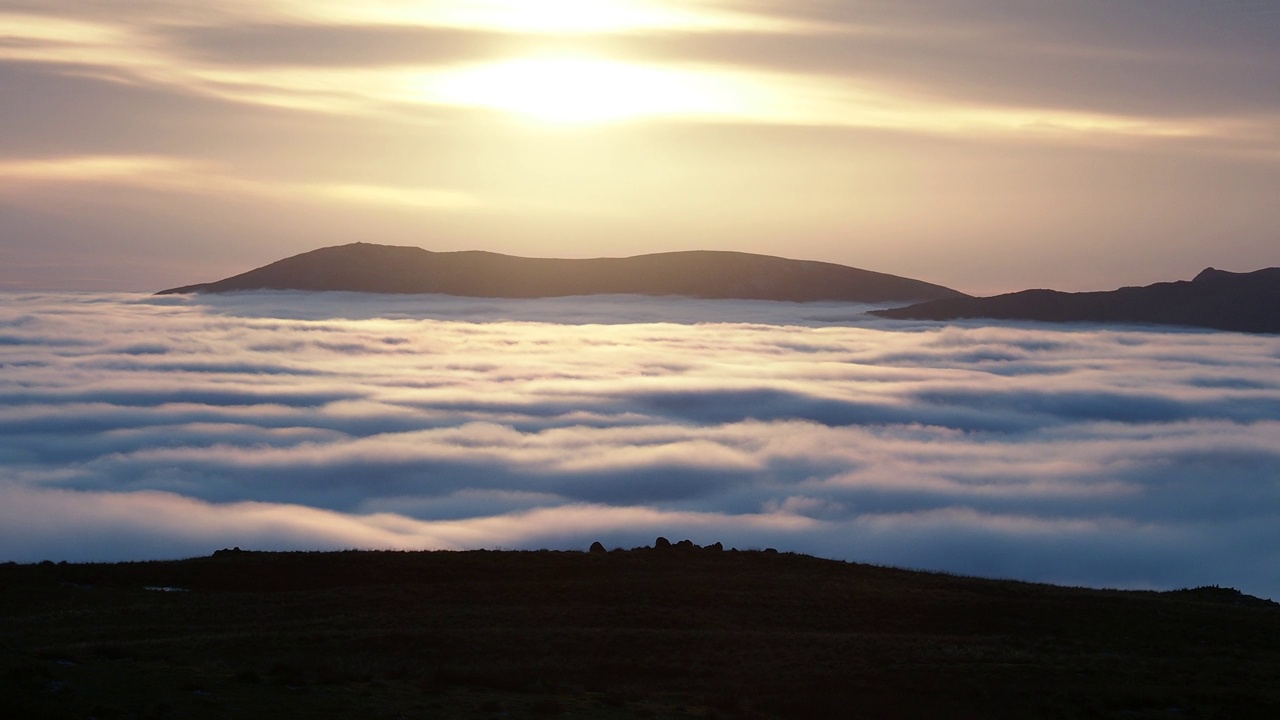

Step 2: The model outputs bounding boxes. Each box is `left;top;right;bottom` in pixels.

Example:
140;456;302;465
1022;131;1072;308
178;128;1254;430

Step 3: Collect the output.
2;0;1279;294
3;292;1280;599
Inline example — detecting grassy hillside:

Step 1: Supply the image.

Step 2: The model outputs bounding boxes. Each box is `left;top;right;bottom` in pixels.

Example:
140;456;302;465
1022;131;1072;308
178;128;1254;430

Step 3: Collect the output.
3;544;1278;719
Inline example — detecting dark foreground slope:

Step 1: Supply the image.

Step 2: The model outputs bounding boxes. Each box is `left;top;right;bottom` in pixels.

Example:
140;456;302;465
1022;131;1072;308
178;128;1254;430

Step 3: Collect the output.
4;547;1279;720
872;267;1280;333
157;243;966;303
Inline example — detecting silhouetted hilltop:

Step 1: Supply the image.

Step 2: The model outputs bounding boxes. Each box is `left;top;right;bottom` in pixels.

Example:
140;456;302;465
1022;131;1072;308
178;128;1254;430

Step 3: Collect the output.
157;243;966;303
4;547;1279;720
872;267;1280;333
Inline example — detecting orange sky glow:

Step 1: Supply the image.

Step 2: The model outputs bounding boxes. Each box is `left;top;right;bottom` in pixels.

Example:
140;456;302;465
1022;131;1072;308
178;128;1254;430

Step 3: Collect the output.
1;0;1277;293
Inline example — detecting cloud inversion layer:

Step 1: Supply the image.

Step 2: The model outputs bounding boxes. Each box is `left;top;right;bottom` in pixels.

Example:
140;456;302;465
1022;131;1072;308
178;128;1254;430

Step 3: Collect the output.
3;292;1278;598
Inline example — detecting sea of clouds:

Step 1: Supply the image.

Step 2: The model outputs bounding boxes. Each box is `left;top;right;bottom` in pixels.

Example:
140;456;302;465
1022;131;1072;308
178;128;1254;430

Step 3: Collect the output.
2;291;1279;599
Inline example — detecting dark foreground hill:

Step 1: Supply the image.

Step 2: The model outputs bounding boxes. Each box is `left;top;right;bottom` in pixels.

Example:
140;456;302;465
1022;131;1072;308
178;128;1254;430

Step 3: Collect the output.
4;546;1279;720
157;243;966;303
872;267;1280;333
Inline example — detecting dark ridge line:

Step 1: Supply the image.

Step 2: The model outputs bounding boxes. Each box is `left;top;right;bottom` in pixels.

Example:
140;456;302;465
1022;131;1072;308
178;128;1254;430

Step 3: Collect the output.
872;266;1280;334
156;242;967;304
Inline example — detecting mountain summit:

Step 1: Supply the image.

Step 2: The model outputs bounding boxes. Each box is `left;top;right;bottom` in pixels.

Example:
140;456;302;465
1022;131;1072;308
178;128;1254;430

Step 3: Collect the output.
157;243;966;303
872;266;1280;333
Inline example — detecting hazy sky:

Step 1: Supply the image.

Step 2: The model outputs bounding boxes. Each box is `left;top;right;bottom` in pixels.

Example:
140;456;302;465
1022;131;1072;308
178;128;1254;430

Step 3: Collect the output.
2;0;1278;293
4;292;1280;598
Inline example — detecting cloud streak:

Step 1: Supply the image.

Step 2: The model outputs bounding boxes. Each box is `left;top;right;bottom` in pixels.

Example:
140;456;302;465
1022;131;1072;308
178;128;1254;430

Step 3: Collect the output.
5;2;1273;136
3;2;1279;294
2;291;1278;599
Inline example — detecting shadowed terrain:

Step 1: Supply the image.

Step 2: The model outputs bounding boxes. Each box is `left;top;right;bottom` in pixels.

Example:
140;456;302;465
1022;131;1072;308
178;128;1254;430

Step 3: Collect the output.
3;546;1278;719
156;243;967;303
873;267;1280;333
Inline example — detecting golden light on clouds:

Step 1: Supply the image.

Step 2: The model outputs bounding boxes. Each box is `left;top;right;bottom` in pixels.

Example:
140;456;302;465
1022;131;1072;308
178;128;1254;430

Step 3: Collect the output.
0;11;147;67
0;155;478;211
289;0;811;34
410;54;1217;138
3;1;1278;291
421;56;769;123
0;5;1237;140
0;155;182;183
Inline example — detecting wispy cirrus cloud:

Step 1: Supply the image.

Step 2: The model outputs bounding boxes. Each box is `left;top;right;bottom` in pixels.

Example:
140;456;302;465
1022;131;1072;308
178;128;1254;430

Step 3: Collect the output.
5;1;1271;136
3;2;1279;293
2;292;1278;598
0;155;480;212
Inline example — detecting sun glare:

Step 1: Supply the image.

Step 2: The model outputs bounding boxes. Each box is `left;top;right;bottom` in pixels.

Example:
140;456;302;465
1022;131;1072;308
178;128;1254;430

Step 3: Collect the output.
302;0;802;34
423;0;690;33
425;57;756;124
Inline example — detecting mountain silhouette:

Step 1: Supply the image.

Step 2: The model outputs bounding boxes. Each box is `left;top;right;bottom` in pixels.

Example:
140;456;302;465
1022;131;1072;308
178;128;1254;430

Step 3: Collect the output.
872;267;1280;333
156;243;966;303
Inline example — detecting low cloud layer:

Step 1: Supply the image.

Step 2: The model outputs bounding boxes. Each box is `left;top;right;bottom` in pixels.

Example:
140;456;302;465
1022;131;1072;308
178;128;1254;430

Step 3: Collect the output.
3;292;1279;599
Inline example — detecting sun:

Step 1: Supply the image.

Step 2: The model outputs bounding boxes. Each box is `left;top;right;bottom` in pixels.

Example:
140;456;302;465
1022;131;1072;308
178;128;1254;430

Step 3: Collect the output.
424;56;752;124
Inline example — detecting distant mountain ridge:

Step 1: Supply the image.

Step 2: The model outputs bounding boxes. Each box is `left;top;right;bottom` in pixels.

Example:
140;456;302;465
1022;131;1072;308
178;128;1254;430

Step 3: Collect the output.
156;243;967;303
872;266;1280;333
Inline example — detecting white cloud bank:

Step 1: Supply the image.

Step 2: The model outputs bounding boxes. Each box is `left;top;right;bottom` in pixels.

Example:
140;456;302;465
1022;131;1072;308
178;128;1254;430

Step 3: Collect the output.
2;291;1279;598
